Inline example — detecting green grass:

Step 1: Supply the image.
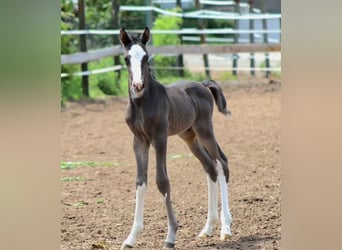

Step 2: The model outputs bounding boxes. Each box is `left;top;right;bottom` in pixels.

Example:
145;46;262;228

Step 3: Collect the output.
168;153;193;159
259;61;281;78
216;71;238;81
72;201;89;207
61;176;84;182
60;161;119;169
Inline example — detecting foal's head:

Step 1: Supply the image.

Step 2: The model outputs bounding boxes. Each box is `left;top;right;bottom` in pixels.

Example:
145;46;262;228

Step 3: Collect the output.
120;27;151;99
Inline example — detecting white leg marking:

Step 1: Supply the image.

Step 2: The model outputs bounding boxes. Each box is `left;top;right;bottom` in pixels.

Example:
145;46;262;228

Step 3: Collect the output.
216;160;232;240
198;174;218;237
123;183;147;247
163;192;175;244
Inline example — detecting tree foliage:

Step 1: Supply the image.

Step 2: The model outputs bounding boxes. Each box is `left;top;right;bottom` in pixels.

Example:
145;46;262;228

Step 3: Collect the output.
152;8;183;77
119;0;146;30
61;0;80;104
60;1;235;103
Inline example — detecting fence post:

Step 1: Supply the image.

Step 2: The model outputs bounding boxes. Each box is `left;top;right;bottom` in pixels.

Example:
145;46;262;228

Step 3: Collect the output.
145;0;156;77
249;0;255;76
176;0;185;77
262;0;270;78
78;0;89;96
232;0;240;76
195;0;211;79
111;0;121;90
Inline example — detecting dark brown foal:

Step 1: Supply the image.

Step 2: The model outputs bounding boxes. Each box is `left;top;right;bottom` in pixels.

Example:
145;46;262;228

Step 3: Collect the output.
119;27;232;249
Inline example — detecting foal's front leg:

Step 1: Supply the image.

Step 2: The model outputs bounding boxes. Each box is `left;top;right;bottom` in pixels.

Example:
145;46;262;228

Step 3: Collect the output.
153;133;179;248
122;137;150;249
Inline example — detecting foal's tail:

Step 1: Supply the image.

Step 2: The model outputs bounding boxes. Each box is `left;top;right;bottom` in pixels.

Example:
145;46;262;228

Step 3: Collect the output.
202;80;231;116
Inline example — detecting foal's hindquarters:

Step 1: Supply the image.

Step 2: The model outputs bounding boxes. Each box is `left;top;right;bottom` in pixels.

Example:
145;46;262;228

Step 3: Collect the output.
177;85;233;241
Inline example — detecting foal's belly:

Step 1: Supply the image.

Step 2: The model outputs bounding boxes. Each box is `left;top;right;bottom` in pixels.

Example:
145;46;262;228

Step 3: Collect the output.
167;116;195;136
167;97;196;136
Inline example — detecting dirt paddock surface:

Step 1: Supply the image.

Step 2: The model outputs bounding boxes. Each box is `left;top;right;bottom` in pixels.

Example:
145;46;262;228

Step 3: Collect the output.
61;80;281;250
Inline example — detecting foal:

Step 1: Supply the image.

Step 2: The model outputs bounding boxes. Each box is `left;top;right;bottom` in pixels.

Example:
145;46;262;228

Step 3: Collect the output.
120;27;232;249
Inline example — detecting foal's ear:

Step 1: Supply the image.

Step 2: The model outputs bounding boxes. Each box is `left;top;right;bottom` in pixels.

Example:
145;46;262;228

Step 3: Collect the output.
141;27;150;45
120;28;131;47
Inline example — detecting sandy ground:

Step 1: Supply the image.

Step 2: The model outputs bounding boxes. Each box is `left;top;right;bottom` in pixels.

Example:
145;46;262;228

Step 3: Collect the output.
61;80;281;250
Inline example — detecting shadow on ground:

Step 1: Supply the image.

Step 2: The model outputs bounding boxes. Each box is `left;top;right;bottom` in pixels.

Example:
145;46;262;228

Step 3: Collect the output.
202;233;280;249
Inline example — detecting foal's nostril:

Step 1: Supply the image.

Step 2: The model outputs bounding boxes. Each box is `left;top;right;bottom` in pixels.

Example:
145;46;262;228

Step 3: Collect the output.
132;82;144;91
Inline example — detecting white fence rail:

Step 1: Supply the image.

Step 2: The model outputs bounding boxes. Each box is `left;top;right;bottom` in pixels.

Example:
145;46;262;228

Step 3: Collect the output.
61;28;281;36
119;5;281;20
61;3;281;78
61;44;280;65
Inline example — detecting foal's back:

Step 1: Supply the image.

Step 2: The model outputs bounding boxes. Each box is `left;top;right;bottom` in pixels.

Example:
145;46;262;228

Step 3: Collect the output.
166;80;214;136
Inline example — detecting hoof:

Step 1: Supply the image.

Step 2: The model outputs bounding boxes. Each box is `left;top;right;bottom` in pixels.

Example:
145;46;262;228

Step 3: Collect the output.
198;229;214;238
198;233;212;238
220;233;232;241
120;243;133;249
163;241;175;248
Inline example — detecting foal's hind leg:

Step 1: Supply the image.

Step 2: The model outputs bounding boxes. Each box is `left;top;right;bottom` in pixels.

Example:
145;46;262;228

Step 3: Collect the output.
216;144;233;239
192;124;233;240
179;130;219;237
216;159;232;239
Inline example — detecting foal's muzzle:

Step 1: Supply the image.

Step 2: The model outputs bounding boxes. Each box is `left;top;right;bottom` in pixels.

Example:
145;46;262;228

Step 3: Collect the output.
131;81;145;98
132;81;144;91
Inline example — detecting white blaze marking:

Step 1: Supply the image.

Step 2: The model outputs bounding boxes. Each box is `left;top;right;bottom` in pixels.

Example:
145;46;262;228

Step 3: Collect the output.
123;183;147;247
128;45;146;85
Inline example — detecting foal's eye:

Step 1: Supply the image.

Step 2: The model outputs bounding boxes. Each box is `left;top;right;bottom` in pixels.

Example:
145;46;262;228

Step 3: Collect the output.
124;56;130;65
